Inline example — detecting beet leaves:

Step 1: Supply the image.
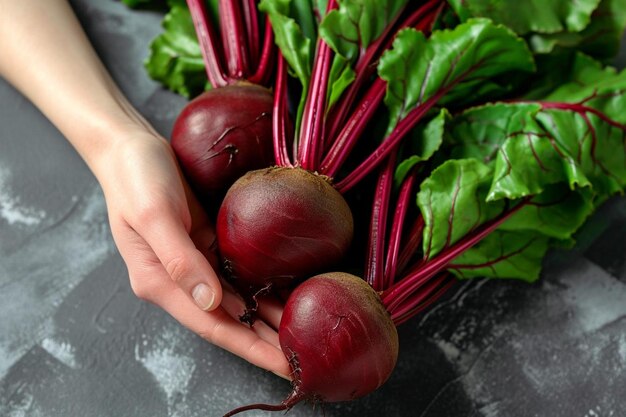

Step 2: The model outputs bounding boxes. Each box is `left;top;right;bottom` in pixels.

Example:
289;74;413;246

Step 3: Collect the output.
369;51;626;326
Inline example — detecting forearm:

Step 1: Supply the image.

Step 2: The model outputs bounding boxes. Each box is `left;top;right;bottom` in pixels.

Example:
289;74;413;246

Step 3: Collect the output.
0;0;156;177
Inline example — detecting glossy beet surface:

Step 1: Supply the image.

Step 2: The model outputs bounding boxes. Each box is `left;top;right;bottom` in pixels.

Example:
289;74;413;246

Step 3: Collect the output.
171;83;274;198
216;167;354;288
280;272;399;403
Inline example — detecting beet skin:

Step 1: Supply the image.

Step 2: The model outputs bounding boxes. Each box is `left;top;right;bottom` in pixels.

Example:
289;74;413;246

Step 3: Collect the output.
171;83;275;199
216;167;354;288
279;272;399;403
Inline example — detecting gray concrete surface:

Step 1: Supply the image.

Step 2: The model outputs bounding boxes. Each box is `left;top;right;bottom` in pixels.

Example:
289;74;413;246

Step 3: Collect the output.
1;2;625;416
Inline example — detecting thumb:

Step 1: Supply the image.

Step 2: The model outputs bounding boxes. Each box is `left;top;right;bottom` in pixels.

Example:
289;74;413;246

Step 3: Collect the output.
139;209;223;311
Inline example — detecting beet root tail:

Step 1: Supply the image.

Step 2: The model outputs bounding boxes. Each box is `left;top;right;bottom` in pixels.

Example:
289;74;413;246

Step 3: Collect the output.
222;390;305;416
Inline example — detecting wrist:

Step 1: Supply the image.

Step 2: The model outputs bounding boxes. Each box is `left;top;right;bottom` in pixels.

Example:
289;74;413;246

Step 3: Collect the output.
85;114;169;186
72;93;162;175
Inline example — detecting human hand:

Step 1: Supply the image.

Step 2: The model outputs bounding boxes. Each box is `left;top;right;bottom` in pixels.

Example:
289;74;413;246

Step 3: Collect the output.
96;130;291;377
0;0;290;380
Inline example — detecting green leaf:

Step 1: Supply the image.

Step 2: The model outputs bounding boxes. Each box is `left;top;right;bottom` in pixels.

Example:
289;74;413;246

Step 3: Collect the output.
444;186;594;282
417;159;505;259
415;162;595;281
540;54;626;124
327;56;356;109
536;109;626;196
446;0;471;22
447;0;602;35
488;113;593;201
378;19;535;132
312;0;329;21
319;0;408;112
319;0;408;61
259;0;317;133
446;102;544;162
533;55;626;195
120;0;168;9
144;3;208;98
446;101;586;201
394;108;449;187
522;52;626;103
444;97;626;202
259;0;314;86
529;0;626;60
499;185;597;240
447;230;550;282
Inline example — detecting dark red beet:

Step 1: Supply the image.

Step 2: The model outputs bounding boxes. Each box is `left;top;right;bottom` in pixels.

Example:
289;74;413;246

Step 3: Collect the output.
222;273;399;416
216;167;354;288
171;83;275;198
280;272;399;402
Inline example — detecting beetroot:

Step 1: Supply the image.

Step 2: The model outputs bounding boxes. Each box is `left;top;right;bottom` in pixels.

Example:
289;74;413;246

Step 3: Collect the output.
280;273;399;402
223;273;399;416
171;83;274;197
171;0;278;202
216;167;354;288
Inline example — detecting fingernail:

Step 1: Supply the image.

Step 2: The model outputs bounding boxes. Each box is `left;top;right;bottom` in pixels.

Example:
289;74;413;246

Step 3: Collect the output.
192;283;215;311
272;371;292;381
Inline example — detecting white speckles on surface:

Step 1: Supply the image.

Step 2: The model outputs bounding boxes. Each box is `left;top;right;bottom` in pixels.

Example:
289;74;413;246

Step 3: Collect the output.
619;335;626;363
40;337;77;369
0;185;113;380
558;259;626;335
135;328;196;414
4;392;34;417
584;406;615;417
0;167;47;227
419;258;626;417
0;343;12;380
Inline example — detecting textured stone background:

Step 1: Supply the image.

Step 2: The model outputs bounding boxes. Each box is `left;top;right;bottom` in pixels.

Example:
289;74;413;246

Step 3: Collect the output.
1;2;625;416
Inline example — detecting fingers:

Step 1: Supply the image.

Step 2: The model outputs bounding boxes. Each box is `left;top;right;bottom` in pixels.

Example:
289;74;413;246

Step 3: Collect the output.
138;208;222;312
256;296;284;331
183;181;219;268
157;283;292;377
220;290;281;349
114;214;291;378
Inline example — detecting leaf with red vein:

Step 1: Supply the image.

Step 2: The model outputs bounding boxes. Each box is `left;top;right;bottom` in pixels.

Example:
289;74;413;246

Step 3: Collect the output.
378;19;535;134
446;230;549;282
417;159;504;259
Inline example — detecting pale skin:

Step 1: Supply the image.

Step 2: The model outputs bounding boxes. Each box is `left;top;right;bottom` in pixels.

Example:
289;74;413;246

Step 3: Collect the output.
0;0;290;378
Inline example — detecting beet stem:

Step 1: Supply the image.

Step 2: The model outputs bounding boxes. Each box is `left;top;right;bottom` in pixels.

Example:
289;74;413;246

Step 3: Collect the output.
334;91;442;193
391;273;456;326
319;78;387;178
296;0;338;170
273;53;293;167
365;151;397;291
248;16;276;86
383;166;419;289
325;0;442;143
298;38;333;170
241;0;260;69
219;0;250;80
186;0;228;87
382;199;530;311
396;215;425;275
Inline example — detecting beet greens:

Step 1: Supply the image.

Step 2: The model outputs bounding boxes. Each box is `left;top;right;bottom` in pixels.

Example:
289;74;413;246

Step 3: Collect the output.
369;51;626;326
